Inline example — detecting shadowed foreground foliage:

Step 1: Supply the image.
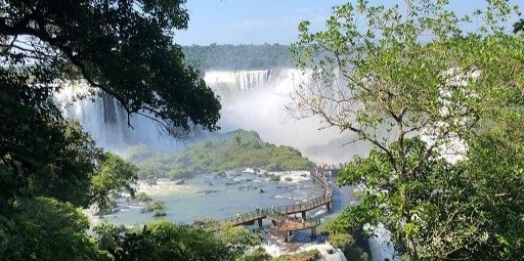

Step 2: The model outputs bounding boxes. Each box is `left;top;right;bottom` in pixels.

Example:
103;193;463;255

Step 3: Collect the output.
0;0;230;260
94;221;235;261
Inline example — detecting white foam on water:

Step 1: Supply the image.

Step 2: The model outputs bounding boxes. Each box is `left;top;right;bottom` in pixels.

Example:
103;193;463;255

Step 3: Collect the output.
135;181;198;196
262;243;285;257
306;244;347;261
365;223;397;261
258;231;347;261
243;168;256;173
271;170;311;184
310;209;328;217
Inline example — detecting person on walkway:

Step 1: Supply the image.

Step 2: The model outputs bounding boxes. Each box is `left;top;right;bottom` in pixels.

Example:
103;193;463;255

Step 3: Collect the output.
237;213;240;218
302;218;305;228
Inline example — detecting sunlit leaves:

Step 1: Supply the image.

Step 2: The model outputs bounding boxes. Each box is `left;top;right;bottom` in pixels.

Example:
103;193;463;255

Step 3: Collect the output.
291;0;523;259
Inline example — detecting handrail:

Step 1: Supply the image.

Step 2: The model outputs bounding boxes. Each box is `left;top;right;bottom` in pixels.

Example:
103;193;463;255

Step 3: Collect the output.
270;217;322;233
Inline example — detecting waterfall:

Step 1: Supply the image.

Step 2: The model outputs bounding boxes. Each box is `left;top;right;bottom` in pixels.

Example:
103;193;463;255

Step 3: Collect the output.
54;69;366;163
366;224;396;261
204;69;272;92
54;81;181;152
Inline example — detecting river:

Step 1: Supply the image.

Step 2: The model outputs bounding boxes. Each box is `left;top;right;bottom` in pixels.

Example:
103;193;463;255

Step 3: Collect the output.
88;169;355;260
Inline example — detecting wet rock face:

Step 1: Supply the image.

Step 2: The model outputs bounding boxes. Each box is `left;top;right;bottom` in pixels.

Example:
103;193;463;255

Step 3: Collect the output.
238;185;260;191
215;172;227;178
197;190;219;195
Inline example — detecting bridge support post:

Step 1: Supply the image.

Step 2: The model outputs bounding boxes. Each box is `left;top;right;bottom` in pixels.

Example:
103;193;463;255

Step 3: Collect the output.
326;202;331;212
257;218;262;227
284;232;290;242
301;211;306;219
311;227;317;238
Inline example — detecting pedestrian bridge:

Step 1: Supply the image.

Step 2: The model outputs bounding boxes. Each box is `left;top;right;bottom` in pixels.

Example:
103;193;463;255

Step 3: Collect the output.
193;171;333;242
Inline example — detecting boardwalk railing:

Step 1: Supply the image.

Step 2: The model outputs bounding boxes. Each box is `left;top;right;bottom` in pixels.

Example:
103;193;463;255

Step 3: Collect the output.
269;217;322;235
311;174;326;188
275;195;330;215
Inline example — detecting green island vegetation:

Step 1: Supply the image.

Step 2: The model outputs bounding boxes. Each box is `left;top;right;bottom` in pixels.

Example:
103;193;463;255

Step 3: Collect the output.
134;191;153;203
270;249;321;261
140;200;167;217
1;0;524;261
126;129;316;180
182;44;293;70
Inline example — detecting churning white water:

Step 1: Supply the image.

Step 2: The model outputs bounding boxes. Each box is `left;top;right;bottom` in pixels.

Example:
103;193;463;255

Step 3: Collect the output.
367;224;397;261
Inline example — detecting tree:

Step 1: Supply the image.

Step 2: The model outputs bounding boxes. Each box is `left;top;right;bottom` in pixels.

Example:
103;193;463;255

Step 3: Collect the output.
0;0;220;133
514;18;524;33
0;0;221;205
90;152;138;213
242;247;271;261
0;1;224;260
449;104;524;259
290;0;523;260
94;220;236;261
1;118;99;210
217;222;261;256
0;197;106;261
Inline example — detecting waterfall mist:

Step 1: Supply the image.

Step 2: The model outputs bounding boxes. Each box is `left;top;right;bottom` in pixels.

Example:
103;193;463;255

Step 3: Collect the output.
206;69;370;164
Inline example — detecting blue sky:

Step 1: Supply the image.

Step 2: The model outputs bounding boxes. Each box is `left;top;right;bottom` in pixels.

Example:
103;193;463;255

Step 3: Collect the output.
175;0;522;45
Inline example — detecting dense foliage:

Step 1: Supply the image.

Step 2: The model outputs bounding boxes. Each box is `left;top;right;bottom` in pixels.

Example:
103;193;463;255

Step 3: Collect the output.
291;0;524;260
94;221;235;261
2;0;524;260
183;44;293;70
127;130;316;179
0;197;105;261
270;249;321;261
0;0;235;261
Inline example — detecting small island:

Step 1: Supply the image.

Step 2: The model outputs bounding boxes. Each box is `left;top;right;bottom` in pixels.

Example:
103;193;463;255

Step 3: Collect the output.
126;129;316;180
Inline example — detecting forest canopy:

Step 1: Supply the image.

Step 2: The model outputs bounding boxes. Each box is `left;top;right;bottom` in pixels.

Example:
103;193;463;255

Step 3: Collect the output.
182;44;294;70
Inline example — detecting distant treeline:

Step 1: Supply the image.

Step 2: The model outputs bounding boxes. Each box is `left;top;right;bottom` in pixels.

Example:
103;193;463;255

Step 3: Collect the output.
182;44;294;70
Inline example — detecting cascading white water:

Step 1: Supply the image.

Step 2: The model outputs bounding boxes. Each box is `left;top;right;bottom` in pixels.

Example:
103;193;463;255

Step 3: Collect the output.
313;245;348;261
54;81;183;152
264;242;347;261
54;69;368;163
204;69;272;92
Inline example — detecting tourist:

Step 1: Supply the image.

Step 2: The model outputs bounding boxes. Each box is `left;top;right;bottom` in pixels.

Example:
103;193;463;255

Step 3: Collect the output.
237;213;240;218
